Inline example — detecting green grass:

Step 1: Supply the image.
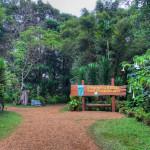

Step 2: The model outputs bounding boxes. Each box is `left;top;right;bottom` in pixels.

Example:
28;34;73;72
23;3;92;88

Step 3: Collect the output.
0;111;23;140
73;119;97;122
5;103;66;108
5;103;42;108
60;107;70;113
89;117;150;150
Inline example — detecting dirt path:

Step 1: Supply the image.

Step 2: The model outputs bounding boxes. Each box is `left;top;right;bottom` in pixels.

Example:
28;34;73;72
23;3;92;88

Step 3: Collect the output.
0;105;125;150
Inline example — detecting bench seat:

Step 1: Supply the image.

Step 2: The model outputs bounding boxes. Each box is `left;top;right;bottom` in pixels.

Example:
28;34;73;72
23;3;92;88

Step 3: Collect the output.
86;104;111;111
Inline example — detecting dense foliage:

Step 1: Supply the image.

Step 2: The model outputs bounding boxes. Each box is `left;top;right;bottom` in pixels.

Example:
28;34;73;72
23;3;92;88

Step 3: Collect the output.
0;0;149;112
119;50;150;125
122;49;150;112
0;59;6;111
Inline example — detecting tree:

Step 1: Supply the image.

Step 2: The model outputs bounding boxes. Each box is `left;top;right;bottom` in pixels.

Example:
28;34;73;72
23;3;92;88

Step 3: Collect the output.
9;26;62;90
96;19;114;59
59;13;76;22
87;63;98;85
0;3;7;56
99;56;111;85
122;49;150;112
44;19;62;31
0;58;6;111
79;13;96;62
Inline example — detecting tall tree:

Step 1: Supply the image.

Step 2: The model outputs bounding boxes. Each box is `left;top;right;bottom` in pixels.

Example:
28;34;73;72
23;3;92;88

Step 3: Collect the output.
0;58;6;111
9;26;61;90
80;12;96;62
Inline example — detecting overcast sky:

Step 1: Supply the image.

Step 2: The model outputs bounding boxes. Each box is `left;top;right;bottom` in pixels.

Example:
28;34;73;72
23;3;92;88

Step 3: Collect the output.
38;0;98;17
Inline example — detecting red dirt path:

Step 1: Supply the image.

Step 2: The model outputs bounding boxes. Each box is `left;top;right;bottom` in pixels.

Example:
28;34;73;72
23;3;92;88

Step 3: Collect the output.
0;105;125;150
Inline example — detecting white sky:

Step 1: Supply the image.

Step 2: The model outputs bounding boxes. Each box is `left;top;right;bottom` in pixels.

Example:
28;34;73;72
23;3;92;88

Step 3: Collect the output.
37;0;98;17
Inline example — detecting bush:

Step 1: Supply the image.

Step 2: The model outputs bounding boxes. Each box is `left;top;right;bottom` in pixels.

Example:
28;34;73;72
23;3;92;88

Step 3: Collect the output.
117;101;127;109
46;95;67;104
119;107;128;114
53;95;67;103
115;101;126;112
45;95;52;103
125;108;135;117
4;93;12;103
67;99;81;111
135;107;146;121
144;113;150;126
49;98;57;104
70;95;81;101
12;92;21;105
37;96;45;104
122;49;150;112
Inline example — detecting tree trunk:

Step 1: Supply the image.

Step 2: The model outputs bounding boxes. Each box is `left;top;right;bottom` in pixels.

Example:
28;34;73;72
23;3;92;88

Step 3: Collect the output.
88;30;92;63
0;99;4;111
53;53;56;94
20;90;30;105
21;70;24;90
37;86;40;97
114;52;119;77
88;39;92;63
107;37;109;59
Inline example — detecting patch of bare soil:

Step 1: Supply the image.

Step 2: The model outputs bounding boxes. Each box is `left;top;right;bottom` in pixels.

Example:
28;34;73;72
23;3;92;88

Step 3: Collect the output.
0;105;124;150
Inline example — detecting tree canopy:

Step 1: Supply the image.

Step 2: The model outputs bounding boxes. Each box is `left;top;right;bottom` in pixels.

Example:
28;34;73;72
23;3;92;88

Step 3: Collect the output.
0;0;149;109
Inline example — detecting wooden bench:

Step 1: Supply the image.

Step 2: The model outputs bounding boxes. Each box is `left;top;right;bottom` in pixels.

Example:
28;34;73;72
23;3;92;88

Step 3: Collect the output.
86;104;111;112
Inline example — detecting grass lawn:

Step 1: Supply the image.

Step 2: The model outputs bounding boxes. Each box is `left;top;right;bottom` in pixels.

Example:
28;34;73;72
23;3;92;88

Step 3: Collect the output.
0;111;23;140
5;103;42;108
89;117;150;150
5;103;65;108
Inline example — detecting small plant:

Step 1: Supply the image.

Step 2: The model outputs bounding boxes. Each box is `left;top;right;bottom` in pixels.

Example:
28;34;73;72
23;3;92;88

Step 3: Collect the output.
125;108;135;117
67;99;81;111
49;98;57;104
13;100;18;105
37;96;45;104
12;92;21;105
144;113;150;126
135;107;146;121
46;95;52;103
119;107;128;114
70;95;81;101
117;101;127;109
4;93;12;103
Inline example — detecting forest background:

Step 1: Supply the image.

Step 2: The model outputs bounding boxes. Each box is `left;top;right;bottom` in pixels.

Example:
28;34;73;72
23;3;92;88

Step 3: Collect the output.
0;0;149;108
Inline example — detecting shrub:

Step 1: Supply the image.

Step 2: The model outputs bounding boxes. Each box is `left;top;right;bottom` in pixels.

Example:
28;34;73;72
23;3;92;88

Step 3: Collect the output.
117;101;127;109
49;98;57;104
70;95;81;101
115;101;126;112
67;99;81;111
46;95;67;104
144;113;150;126
53;95;67;103
37;96;45;104
135;107;146;121
45;95;52;103
119;107;128;114
0;58;6;111
12;92;21;105
4;93;12;103
125;108;135;117
122;49;150;112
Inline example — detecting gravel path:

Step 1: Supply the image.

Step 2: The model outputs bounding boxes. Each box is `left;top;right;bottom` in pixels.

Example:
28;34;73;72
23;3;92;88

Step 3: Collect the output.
0;105;125;150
